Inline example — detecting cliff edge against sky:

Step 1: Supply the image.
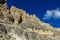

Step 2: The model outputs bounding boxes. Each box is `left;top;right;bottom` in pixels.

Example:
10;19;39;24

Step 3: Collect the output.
0;0;60;40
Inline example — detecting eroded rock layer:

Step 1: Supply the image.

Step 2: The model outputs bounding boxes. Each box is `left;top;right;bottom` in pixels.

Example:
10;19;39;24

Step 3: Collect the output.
0;0;60;40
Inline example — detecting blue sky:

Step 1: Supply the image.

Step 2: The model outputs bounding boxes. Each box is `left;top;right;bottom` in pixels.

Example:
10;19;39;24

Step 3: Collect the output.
7;0;60;28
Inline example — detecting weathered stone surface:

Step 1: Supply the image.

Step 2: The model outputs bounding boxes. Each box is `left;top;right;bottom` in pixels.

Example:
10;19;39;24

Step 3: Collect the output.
0;2;9;21
10;6;27;25
0;0;60;40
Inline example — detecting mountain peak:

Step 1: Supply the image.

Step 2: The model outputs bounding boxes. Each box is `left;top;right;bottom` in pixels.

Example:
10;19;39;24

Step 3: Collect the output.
0;0;60;40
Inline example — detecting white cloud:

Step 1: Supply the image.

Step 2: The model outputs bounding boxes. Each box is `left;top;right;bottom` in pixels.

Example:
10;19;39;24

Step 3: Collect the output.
42;8;60;20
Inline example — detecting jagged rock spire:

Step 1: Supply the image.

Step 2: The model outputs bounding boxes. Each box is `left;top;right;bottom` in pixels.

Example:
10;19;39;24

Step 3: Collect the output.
0;0;9;22
0;0;7;9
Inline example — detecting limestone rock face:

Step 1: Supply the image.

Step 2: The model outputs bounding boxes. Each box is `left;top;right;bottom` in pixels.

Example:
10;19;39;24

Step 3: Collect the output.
10;6;27;25
0;0;60;40
0;0;9;21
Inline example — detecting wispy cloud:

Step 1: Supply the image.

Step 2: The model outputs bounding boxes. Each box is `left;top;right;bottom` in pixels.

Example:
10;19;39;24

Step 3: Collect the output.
42;8;60;20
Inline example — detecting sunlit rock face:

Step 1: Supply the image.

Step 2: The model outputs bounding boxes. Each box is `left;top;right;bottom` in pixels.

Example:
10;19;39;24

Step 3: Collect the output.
10;6;27;25
0;0;60;40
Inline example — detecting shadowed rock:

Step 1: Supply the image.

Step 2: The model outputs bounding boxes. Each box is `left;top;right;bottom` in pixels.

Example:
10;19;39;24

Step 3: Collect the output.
0;0;5;4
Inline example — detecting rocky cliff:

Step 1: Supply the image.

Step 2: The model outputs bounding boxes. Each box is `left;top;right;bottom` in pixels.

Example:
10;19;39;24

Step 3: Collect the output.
0;0;60;40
